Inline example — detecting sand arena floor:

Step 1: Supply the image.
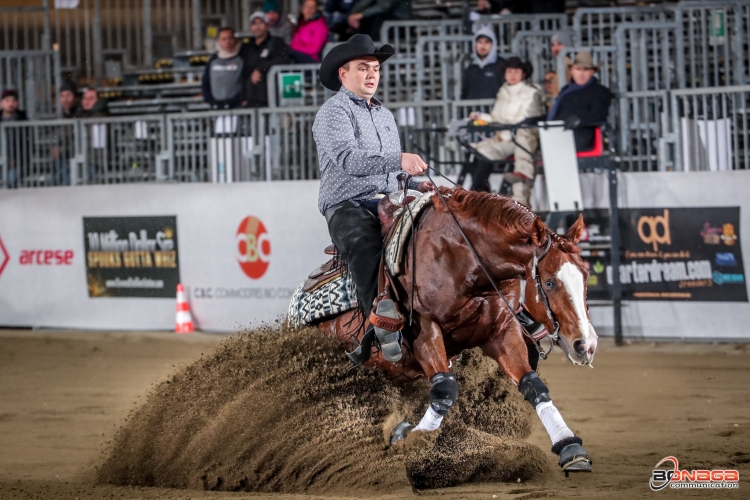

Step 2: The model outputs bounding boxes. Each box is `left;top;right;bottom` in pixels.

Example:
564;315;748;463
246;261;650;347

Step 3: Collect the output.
0;329;748;499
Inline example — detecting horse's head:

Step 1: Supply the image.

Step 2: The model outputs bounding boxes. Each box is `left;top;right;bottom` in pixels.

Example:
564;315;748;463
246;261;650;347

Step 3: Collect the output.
525;214;598;366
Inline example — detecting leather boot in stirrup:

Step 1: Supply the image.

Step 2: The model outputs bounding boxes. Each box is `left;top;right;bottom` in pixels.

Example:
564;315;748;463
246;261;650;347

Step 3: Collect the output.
369;299;404;363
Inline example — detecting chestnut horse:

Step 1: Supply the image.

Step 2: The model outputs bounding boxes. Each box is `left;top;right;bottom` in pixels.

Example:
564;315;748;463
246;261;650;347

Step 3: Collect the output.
318;187;598;472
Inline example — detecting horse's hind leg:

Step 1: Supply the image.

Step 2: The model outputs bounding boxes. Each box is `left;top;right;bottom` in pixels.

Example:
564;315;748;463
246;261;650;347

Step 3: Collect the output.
481;329;592;473
390;319;456;444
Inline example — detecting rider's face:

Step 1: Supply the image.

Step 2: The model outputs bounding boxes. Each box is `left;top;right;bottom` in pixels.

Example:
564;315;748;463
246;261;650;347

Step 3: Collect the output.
339;57;380;102
570;65;595;86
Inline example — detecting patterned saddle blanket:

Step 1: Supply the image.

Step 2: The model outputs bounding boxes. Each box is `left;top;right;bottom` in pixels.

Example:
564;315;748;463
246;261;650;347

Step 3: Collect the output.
287;193;433;327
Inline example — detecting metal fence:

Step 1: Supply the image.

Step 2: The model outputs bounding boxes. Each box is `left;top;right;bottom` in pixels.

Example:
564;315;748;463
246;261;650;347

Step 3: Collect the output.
0;50;60;119
9;86;750;190
573;6;677;47
672;85;750;172
0;0;243;80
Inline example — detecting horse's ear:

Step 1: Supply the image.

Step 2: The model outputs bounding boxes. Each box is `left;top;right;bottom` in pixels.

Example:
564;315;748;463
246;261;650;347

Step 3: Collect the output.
565;214;585;244
531;217;547;247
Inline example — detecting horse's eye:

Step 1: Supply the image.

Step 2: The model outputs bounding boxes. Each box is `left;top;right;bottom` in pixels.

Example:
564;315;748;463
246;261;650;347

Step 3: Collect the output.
545;279;554;289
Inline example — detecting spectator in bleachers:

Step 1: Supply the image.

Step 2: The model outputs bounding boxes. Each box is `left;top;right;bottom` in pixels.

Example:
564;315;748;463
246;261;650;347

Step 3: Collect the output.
461;27;505;100
81;88;109;118
0;90;27;122
245;11;293;108
264;0;294;45
52;81;82;185
542;70;558;110
550;31;572;88
202;27;250;110
59;81;83;118
548;51;613;152
323;0;355;41
347;0;412;41
1;89;28;188
290;0;329;63
468;58;543;206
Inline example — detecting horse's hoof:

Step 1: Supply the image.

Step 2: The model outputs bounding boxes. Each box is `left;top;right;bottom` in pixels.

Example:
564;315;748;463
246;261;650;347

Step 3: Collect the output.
389;421;414;446
558;443;592;472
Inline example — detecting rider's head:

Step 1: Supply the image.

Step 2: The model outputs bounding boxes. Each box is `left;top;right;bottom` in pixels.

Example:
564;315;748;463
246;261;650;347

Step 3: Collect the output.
339;56;380;102
319;34;395;101
503;57;532;86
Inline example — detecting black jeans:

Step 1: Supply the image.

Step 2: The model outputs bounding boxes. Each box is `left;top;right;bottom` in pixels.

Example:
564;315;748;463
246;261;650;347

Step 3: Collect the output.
327;201;382;319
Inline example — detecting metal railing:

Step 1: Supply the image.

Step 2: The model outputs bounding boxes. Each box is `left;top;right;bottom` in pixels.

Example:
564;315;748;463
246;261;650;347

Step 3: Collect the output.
573;6;677;47
614;22;684;93
11;86;749;189
671;85;750;172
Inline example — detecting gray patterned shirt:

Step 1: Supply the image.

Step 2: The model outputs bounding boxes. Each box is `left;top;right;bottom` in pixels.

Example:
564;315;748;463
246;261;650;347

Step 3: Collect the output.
313;86;413;214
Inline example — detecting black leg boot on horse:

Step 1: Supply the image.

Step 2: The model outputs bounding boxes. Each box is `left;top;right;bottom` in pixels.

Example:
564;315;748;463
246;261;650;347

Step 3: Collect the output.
519;371;592;473
326;201;404;364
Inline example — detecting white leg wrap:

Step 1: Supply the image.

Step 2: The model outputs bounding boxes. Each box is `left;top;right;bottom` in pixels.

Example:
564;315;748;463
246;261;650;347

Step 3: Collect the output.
413;406;444;432
536;401;574;444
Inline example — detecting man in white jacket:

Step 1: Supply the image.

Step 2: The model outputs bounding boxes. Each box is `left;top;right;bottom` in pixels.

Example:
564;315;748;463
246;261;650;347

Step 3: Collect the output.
469;57;543;206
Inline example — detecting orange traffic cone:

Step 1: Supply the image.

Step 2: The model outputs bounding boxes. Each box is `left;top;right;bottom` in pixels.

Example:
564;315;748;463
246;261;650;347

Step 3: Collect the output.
175;284;194;333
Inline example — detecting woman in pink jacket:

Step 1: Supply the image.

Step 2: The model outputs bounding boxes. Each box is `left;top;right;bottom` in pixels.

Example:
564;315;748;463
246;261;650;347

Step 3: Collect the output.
290;0;329;63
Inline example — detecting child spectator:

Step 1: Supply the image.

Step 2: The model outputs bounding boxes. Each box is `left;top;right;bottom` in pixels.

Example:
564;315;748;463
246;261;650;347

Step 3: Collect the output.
290;0;329;63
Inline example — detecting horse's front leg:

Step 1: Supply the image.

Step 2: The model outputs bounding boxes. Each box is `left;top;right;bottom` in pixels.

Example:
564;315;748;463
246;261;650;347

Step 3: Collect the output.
390;318;457;444
480;322;592;473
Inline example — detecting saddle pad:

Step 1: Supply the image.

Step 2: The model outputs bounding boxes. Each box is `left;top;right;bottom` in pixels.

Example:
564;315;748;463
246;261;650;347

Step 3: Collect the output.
385;193;433;275
288;269;358;327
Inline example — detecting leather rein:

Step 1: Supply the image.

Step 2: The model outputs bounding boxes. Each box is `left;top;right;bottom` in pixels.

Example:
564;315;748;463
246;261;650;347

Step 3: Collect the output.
422;171;560;360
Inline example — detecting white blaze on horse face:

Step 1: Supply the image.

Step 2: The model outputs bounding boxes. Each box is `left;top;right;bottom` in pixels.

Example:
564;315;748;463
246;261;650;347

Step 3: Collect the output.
556;261;590;349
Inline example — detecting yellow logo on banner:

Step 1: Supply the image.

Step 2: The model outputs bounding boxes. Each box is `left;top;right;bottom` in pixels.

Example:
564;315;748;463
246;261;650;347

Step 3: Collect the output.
638;209;671;251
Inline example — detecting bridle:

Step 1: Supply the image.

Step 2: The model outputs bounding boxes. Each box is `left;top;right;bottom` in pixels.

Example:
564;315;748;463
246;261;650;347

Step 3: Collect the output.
423;172;560;360
529;235;560;360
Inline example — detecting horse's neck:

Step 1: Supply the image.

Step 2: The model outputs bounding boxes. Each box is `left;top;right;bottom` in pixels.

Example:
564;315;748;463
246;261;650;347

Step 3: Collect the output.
459;215;535;282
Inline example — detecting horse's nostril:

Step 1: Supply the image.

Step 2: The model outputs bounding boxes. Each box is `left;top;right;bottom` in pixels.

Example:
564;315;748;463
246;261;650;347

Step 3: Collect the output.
573;340;586;354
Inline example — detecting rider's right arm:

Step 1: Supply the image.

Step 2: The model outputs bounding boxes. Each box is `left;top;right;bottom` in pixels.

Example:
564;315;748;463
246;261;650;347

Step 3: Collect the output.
312;102;401;177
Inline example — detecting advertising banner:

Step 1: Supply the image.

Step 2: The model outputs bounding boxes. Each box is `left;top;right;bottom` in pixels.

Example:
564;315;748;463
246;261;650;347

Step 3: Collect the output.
83;216;180;298
580;207;746;302
0;182;330;331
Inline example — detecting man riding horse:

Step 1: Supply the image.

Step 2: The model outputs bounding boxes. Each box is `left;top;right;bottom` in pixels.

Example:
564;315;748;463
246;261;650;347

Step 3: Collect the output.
313;34;432;363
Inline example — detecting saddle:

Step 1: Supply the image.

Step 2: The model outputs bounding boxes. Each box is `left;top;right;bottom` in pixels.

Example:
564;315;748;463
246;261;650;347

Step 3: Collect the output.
304;173;421;295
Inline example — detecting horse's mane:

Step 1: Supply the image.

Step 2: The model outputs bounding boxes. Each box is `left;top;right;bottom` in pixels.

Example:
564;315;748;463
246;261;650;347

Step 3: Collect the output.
436;187;580;253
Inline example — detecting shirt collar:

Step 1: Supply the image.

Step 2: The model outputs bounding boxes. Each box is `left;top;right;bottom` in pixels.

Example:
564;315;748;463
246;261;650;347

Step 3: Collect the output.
339;86;382;109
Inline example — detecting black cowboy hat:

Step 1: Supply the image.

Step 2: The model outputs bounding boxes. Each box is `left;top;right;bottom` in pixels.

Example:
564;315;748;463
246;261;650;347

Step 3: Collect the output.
504;56;534;79
319;34;395;91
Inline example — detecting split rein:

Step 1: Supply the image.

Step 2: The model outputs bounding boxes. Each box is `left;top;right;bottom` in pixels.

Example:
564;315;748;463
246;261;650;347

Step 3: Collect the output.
414;169;560;360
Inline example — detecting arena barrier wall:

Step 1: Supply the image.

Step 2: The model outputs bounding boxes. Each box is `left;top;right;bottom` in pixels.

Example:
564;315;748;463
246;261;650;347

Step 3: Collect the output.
535;169;750;341
0;181;330;331
1;171;749;339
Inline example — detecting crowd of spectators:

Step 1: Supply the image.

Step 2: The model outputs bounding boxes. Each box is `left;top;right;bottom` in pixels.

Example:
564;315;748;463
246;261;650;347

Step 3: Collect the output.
199;0;417;109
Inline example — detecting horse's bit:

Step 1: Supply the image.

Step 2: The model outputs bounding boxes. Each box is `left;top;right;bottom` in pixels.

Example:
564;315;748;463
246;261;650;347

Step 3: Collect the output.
426;174;559;361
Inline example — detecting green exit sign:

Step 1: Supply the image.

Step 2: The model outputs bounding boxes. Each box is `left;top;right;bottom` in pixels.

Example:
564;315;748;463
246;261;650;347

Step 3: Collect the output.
709;10;726;46
280;73;303;101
